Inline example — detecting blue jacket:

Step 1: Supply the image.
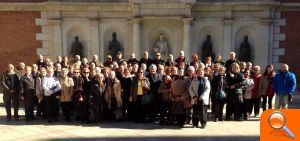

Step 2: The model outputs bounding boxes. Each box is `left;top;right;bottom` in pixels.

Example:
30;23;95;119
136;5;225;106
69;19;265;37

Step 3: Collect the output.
273;71;296;95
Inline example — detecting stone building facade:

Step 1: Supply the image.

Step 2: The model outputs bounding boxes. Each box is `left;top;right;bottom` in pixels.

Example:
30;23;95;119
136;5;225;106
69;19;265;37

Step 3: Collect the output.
0;0;299;78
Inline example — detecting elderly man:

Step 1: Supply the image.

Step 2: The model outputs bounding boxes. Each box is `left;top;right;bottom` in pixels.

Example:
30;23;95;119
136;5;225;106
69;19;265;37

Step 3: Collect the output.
225;52;239;71
1;64;20;121
139;51;153;68
127;53;139;65
273;64;296;109
43;68;61;123
91;54;101;67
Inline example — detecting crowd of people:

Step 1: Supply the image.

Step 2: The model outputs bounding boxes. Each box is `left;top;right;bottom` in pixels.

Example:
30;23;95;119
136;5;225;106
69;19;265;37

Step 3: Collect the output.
1;50;297;128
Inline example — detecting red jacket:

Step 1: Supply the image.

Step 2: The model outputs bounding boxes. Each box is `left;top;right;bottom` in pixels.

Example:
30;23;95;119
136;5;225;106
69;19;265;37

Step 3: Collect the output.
252;73;262;98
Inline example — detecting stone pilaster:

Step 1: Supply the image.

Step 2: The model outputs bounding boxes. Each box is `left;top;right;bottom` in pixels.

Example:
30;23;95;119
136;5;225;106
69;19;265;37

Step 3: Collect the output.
132;18;141;59
90;19;100;59
222;18;234;61
48;19;63;58
182;18;193;61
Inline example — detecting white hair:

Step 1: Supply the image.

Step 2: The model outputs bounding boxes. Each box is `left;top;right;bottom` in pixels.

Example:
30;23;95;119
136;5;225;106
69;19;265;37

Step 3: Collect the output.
149;64;157;70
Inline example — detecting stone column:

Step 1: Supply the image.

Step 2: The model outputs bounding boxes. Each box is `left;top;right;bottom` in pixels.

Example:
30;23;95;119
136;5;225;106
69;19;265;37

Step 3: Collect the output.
182;18;193;61
48;19;63;59
260;18;273;66
90;19;100;58
222;19;234;61
132;18;141;59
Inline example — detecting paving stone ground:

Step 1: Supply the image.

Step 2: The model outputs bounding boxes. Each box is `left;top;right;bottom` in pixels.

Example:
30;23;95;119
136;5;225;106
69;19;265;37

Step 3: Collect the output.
0;93;299;141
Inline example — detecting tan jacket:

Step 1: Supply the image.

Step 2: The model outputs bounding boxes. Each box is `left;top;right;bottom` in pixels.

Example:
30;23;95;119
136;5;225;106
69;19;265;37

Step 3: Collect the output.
60;77;74;102
105;78;122;109
35;77;44;101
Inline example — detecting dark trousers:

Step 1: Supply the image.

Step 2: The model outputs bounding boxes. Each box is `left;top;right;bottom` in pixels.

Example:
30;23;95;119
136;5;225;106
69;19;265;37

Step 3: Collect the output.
61;102;73;121
107;97;117;120
159;101;171;124
214;99;225;120
93;103;104;122
45;96;58;121
226;93;243;120
3;92;19;119
211;99;216;114
192;100;208;127
262;96;273;111
25;107;34;120
36;99;47;119
133;95;146;122
243;99;251;119
122;98;130;120
250;98;260;116
54;98;60;117
74;101;86;121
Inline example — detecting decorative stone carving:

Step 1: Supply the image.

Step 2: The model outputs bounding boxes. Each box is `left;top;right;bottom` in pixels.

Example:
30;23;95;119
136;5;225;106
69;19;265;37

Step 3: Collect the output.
153;34;168;60
70;36;84;58
201;35;214;62
239;35;251;62
108;32;123;60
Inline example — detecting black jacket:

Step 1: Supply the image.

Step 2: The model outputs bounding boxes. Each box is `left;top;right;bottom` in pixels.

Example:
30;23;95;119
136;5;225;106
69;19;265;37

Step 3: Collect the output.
20;75;36;107
211;74;227;100
1;72;20;94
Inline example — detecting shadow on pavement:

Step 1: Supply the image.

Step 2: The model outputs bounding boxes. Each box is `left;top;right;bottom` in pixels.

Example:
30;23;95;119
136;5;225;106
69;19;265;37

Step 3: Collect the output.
45;136;260;141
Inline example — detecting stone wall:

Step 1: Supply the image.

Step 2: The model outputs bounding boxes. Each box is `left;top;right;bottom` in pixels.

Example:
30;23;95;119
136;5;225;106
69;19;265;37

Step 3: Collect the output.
0;11;42;72
0;0;45;2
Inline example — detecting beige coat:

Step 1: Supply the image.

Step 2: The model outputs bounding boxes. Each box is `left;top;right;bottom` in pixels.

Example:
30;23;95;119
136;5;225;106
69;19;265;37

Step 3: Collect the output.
258;72;275;96
60;77;74;102
105;78;122;109
170;77;189;114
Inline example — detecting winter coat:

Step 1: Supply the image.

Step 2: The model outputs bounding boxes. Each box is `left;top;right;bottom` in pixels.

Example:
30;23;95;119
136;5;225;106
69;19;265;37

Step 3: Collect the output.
59;77;74;102
104;78;122;109
189;76;211;105
1;72;20;94
158;82;172;102
20;75;35;108
211;74;227;100
243;78;254;99
258;72;275;97
251;74;262;99
226;72;244;103
130;76;150;102
170;77;189;114
273;71;297;95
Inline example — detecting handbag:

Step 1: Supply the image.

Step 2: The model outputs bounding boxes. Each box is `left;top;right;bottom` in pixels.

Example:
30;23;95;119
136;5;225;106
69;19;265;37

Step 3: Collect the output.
141;91;153;106
216;90;226;100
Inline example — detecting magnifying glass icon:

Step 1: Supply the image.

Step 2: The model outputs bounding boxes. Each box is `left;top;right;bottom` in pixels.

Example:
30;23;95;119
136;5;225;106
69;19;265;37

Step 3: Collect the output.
268;111;295;139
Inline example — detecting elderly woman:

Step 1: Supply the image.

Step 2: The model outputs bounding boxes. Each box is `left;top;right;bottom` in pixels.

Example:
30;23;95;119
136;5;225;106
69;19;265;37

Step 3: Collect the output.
170;69;189;127
20;66;36;121
189;68;211;128
158;75;173;125
72;68;85;121
130;69;150;123
211;66;227;122
104;71;123;120
60;68;74;122
120;68;133;120
90;73;106;122
226;63;244;121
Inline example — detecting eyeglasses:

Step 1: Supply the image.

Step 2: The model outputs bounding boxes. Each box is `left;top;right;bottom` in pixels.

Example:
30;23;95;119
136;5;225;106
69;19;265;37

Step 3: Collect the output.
83;72;89;74
74;72;80;74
